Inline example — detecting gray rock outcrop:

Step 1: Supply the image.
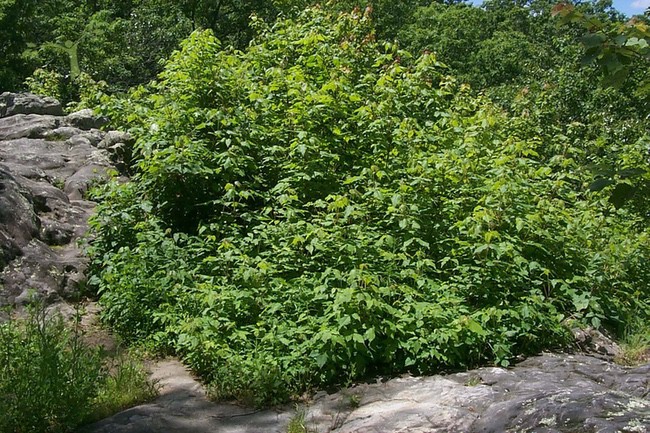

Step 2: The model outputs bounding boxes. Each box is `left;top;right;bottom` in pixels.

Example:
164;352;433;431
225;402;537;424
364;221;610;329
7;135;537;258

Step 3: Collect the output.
0;92;64;117
81;354;650;433
0;92;131;308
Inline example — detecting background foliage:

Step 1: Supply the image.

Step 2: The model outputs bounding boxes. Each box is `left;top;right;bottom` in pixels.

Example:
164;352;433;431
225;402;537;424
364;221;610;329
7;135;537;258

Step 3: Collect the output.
0;0;308;97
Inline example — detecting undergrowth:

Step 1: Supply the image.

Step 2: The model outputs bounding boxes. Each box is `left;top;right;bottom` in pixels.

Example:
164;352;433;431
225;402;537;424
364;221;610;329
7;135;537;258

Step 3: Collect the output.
0;305;156;433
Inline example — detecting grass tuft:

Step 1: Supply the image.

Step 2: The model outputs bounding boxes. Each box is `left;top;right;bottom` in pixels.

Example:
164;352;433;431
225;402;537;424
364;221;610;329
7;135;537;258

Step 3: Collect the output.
287;407;309;433
89;351;158;423
615;319;650;366
0;303;157;433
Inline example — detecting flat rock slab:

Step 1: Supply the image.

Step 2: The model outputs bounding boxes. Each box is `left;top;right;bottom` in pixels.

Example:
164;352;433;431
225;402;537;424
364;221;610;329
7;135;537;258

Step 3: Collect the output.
80;359;293;433
80;354;649;433
311;354;650;433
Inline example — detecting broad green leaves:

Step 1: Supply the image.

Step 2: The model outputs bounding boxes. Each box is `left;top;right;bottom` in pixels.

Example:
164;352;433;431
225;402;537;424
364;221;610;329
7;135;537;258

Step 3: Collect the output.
90;6;650;406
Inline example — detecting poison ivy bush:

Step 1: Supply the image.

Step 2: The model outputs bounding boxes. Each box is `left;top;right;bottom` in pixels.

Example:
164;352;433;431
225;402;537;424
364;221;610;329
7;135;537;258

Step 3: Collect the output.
90;6;650;406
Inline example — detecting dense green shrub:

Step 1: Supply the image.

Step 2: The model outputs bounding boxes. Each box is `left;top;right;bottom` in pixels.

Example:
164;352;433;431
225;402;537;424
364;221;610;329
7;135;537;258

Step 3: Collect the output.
91;6;650;406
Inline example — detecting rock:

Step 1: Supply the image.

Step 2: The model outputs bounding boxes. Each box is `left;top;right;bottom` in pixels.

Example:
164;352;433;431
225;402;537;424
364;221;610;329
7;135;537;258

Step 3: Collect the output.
306;354;650;433
67;134;93;149
461;354;649;433
66;108;109;130
23;179;70;213
0;230;22;269
98;130;134;174
0;94;131;307
79;359;295;433
64;164;111;200
1;240;87;305
0;113;61;140
572;326;622;360
97;130;134;150
0;167;40;259
77;129;106;147
80;354;650;433
42;126;86;141
41;220;75;245
0;92;64;118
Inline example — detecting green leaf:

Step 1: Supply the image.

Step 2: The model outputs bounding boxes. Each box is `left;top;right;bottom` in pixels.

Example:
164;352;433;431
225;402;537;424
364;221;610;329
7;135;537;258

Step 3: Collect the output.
466;319;487;336
315;353;328;368
581;33;607;48
572;294;590;312
588;178;615;191
591;317;601;329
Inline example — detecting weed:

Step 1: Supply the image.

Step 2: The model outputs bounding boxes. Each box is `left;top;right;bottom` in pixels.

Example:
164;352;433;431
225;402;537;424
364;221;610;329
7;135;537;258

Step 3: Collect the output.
52;177;65;190
615;319;650;366
0;303;103;433
287;407;308;433
348;393;361;409
465;375;482;387
89;351;158;422
0;303;157;432
44;133;69;142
